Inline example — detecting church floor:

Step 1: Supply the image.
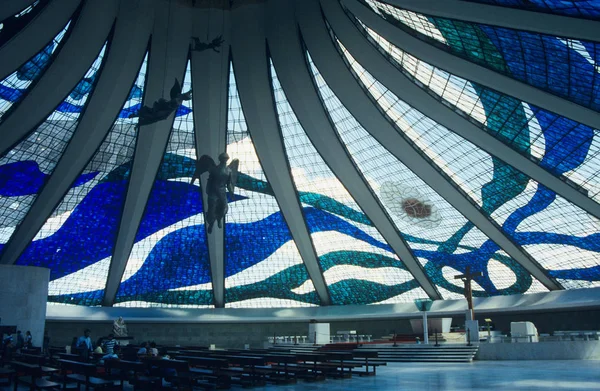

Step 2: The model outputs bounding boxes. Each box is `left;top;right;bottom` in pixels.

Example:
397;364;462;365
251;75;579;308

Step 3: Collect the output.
246;360;600;391
2;360;599;391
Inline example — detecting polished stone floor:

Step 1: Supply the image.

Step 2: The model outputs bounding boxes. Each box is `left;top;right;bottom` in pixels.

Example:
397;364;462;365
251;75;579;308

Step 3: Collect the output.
2;360;599;391
245;361;600;391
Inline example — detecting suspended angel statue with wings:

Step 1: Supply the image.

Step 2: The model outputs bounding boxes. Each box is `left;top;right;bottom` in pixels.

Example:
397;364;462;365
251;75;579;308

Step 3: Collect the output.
128;78;191;126
191;152;239;233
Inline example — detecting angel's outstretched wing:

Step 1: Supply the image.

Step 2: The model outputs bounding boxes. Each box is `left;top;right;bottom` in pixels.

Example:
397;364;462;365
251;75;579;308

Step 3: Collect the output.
191;37;201;50
170;78;181;100
191;155;216;184
227;158;240;195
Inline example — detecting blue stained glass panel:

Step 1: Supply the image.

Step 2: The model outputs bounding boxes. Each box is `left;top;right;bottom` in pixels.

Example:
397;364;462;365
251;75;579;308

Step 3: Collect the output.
114;60;214;308
463;0;600;20
15;53;148;306
334;33;600;290
0;42;107;250
224;62;319;308
308;50;549;298
0;20;70;121
354;22;600;203
360;1;600;111
271;59;427;305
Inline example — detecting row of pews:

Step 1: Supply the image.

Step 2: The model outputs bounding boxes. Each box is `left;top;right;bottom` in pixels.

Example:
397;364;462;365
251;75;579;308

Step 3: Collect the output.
0;345;386;390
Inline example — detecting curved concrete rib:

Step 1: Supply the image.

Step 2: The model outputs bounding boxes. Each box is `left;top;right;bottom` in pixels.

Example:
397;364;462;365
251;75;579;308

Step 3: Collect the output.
0;0;154;266
103;0;193;306
298;0;561;291
0;0;81;80
386;0;600;42
230;2;331;305
191;7;231;308
267;0;440;300
0;0;117;158
344;0;600;131
0;0;37;26
323;2;600;223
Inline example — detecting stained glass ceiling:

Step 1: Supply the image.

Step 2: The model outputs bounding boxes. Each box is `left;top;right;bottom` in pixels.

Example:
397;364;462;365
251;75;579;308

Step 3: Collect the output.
0;0;599;309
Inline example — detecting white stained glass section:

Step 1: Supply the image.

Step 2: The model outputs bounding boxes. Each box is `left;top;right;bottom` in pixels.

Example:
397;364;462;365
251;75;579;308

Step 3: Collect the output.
271;59;426;304
225;63;317;308
307;51;547;297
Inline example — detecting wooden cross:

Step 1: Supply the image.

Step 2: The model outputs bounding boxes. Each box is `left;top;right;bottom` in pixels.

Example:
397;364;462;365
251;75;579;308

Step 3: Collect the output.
454;266;483;318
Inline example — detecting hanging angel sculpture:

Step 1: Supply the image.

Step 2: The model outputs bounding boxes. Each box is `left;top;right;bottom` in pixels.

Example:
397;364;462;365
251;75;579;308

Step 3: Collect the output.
191;35;225;53
191;152;239;233
128;78;191;126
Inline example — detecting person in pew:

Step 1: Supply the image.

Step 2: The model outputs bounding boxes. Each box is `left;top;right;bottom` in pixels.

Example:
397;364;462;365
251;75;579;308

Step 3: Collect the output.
76;329;93;362
137;342;150;356
42;330;50;356
24;331;32;349
149;342;159;357
102;333;119;355
160;355;178;379
2;335;14;363
70;337;78;354
15;330;24;353
101;344;121;362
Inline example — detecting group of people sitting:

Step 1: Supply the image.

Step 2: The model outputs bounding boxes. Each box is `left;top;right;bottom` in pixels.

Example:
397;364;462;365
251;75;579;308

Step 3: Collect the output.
73;329;161;363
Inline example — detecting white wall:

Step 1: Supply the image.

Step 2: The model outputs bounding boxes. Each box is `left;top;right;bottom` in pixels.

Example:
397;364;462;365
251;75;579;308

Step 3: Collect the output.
0;265;49;346
476;341;600;360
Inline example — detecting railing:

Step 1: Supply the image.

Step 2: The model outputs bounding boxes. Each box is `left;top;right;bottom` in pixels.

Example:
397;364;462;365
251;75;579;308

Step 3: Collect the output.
492;331;600;343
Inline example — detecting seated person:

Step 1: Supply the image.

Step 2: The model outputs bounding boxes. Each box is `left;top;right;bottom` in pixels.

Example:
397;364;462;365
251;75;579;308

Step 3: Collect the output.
137;342;150;356
103;334;119;355
149;342;159;357
102;344;120;362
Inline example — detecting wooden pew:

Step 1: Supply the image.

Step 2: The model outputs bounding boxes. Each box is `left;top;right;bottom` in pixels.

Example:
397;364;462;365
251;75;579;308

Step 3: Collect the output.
208;355;267;387
0;367;15;386
143;357;219;390
58;359;113;391
103;359;154;391
10;361;60;391
175;355;230;388
350;350;385;376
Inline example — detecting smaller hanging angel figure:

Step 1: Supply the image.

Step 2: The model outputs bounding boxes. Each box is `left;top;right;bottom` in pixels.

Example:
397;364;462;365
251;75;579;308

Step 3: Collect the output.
191;35;225;53
191;152;239;233
128;78;191;126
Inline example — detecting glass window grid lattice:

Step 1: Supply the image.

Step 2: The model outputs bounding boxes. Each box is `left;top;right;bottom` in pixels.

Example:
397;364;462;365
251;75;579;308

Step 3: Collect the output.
0;42;107;250
332;27;600;290
15;53;149;306
271;58;428;305
224;62;319;308
359;0;600;112
114;60;214;308
352;18;600;205
0;20;71;121
462;0;600;20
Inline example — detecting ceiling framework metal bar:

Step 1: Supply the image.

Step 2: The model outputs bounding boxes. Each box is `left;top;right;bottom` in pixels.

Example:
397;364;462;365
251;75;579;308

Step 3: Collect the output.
267;0;440;300
191;7;231;308
344;0;600;131
0;0;117;158
230;2;331;305
0;0;81;81
382;0;600;42
0;0;154;266
298;0;562;291
102;0;192;306
323;2;600;223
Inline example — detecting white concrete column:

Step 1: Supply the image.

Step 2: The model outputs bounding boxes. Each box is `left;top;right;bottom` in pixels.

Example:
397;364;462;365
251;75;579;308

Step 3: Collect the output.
0;265;49;347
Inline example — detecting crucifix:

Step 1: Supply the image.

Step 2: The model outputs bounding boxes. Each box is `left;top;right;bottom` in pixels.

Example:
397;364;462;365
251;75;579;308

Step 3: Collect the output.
454;266;483;320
